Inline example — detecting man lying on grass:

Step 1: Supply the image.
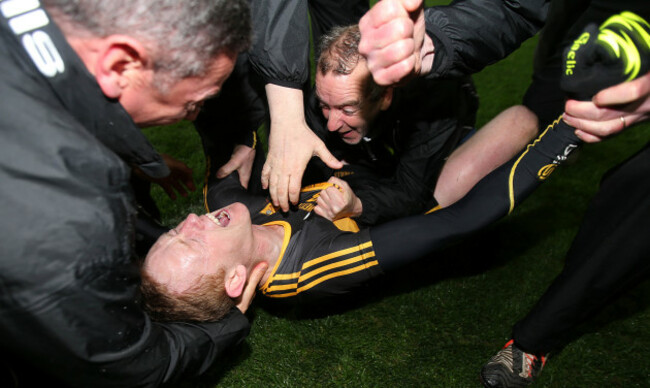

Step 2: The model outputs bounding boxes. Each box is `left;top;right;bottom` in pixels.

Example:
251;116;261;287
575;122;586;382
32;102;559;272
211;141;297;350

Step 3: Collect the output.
140;118;580;321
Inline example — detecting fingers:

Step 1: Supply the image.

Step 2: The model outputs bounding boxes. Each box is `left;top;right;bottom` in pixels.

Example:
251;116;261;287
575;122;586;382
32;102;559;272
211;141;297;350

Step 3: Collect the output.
564;96;646;141
314;189;337;221
359;0;414;32
262;157;309;212
314;142;343;170
239;169;251;189
327;176;347;191
275;172;289;211
270;172;302;212
236;262;267;314
216;161;236;179
360;18;417;85
314;197;334;221
261;161;270;190
563;72;650;141
592;72;650;106
315;186;347;220
359;0;424;85
564;112;641;142
288;174;302;211
573;129;604;143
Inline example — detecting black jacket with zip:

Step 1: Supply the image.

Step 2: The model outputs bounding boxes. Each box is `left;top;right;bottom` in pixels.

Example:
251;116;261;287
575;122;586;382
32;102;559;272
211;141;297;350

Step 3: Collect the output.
0;6;249;387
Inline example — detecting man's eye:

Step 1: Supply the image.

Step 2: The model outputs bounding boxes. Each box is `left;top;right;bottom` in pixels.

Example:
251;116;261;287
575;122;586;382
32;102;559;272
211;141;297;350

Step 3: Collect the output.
343;108;357;116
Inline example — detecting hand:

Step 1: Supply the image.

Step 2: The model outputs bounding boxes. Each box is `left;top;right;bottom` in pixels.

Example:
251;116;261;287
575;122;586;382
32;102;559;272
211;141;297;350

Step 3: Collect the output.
563;72;650;142
359;0;432;85
134;154;196;200
560;12;650;142
314;177;363;221
216;144;256;189
262;84;343;212
235;262;268;314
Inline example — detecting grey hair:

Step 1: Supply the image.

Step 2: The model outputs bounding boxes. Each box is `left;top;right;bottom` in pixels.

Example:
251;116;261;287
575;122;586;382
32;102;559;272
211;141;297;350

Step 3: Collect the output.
43;0;251;89
317;24;385;103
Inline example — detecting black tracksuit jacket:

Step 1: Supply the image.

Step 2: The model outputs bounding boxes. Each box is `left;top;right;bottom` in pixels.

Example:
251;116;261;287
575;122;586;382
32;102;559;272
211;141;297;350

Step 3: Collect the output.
0;5;248;388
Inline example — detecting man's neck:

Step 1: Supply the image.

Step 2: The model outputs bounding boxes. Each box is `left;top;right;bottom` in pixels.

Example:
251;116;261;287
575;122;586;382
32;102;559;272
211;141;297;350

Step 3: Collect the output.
251;224;286;284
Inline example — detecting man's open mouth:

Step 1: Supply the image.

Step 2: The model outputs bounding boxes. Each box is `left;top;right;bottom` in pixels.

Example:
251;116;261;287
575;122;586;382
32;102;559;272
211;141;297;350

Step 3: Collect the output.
206;210;230;227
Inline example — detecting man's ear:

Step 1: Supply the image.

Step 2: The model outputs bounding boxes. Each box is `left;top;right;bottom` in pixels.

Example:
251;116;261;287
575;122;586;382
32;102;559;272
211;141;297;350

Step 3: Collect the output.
380;87;393;111
94;36;148;99
224;264;248;299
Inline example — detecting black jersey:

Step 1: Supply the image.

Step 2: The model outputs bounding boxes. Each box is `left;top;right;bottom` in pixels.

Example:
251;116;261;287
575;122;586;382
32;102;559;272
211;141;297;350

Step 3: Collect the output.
205;180;383;305
251;183;382;303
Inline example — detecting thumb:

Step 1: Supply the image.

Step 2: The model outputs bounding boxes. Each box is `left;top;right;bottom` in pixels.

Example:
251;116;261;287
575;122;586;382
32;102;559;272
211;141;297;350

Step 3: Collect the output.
216;162;236;179
314;142;343;169
239;171;251;189
327;176;345;190
401;0;423;14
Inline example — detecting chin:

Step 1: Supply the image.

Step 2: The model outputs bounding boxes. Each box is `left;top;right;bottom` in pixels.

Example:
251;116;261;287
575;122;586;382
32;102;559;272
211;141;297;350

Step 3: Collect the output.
227;202;251;219
343;137;362;145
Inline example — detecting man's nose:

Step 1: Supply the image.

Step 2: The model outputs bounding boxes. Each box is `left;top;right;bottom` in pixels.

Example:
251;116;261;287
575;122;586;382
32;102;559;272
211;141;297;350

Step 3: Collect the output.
178;213;201;233
327;110;342;132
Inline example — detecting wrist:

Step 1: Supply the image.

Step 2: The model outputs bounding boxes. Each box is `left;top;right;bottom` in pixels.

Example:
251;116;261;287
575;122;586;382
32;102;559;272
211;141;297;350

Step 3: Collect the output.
265;84;306;127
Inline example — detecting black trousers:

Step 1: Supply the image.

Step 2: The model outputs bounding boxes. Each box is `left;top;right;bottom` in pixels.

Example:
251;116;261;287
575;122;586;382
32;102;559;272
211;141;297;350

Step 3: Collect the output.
513;143;650;354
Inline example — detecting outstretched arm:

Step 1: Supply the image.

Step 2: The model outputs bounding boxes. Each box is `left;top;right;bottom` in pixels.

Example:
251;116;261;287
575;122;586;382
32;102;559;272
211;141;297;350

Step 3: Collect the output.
359;0;547;84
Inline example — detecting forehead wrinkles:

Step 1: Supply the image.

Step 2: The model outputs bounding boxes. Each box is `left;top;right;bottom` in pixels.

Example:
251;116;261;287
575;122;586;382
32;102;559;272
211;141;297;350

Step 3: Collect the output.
316;80;361;108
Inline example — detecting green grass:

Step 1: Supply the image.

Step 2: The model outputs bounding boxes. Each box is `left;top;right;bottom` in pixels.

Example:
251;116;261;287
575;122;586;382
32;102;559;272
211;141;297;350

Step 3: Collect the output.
142;11;650;388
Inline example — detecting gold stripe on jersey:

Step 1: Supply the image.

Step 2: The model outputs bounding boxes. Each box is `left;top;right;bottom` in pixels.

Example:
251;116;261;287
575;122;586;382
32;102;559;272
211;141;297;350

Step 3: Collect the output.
262;240;376;298
264;243;373;289
291;258;379;296
297;250;377;283
258;220;293;292
203;155;212;212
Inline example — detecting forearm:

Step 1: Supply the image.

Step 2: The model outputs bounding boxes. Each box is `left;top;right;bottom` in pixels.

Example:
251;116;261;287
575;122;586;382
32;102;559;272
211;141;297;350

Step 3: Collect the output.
265;84;306;128
424;0;548;78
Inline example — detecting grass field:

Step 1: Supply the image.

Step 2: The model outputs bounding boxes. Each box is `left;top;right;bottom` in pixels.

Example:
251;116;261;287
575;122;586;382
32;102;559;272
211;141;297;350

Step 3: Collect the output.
142;9;650;388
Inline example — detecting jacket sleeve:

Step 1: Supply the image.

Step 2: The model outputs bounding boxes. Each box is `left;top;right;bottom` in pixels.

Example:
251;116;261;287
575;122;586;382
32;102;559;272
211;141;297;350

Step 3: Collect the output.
424;0;549;78
248;0;311;89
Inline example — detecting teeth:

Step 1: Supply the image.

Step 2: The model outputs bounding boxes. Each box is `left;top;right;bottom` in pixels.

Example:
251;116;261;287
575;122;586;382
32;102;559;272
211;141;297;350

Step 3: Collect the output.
206;210;229;226
206;212;221;226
